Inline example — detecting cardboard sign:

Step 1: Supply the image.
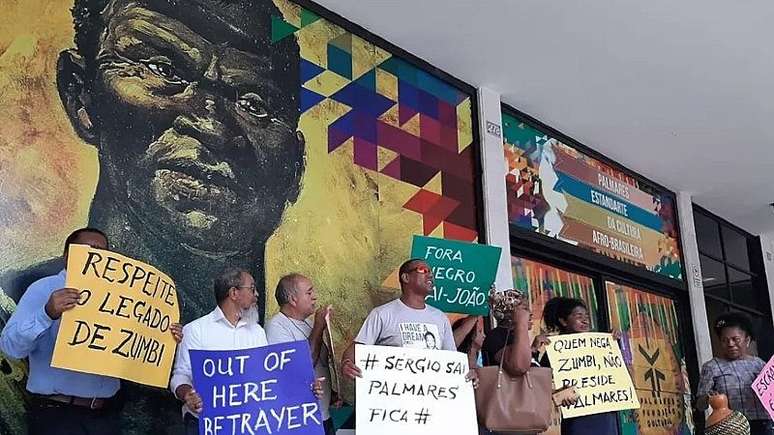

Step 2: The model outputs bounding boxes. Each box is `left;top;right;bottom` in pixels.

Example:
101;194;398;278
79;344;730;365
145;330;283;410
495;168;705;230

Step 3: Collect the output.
410;235;501;315
51;245;180;387
752;354;774;420
191;341;324;435
545;332;640;418
355;344;477;435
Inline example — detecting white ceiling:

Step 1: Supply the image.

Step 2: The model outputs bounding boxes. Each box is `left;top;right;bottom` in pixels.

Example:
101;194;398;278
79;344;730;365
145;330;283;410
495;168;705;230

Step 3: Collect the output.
315;0;774;235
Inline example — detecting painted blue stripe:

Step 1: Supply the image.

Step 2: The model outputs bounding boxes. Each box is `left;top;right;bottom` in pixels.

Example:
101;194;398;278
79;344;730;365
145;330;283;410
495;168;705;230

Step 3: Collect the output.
554;172;663;232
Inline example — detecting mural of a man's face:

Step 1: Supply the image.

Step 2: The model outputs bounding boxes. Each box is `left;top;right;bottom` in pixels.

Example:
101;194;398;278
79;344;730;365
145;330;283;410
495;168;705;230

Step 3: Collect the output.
58;0;304;254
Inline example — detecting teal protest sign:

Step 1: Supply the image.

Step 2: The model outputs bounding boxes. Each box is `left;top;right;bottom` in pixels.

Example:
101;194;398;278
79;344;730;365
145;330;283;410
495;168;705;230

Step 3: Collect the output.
410;235;501;315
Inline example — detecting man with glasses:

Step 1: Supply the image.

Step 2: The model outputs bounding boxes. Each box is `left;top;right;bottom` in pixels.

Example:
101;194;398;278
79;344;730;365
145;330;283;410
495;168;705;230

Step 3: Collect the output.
341;258;457;379
170;267;267;434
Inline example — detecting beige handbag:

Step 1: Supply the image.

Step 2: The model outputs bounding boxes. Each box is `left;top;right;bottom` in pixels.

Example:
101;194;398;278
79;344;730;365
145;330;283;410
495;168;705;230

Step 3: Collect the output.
474;328;553;434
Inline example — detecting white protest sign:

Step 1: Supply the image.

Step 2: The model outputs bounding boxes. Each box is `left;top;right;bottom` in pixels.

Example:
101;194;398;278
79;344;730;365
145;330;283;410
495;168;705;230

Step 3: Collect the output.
355;344;477;435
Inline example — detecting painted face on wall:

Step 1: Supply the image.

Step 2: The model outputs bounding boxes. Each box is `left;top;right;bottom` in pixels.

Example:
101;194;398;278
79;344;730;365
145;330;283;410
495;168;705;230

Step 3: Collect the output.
58;0;304;254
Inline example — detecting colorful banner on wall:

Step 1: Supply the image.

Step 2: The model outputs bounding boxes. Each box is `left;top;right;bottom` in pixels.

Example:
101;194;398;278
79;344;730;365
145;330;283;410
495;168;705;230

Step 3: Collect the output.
411;235;501;315
51;245;179;388
606;282;694;435
502;112;683;281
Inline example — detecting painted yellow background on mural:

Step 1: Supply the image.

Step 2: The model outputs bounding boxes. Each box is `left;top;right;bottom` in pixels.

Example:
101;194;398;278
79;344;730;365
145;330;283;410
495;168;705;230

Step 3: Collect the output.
0;0;97;280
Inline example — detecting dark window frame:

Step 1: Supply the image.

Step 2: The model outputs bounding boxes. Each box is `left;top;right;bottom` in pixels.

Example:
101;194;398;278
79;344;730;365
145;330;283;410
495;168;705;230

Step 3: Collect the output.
692;205;766;309
692;204;772;363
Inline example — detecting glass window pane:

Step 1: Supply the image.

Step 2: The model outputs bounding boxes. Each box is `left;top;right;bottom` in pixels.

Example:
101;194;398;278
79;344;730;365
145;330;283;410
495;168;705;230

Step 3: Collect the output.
747;314;766;358
750;314;774;360
700;254;729;299
722;226;751;271
694;210;723;259
511;256;598;333
727;267;755;308
605;282;694;433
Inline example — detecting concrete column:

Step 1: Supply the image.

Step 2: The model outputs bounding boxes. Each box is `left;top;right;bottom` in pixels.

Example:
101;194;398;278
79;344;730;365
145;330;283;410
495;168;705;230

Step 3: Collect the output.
676;191;714;365
476;87;513;291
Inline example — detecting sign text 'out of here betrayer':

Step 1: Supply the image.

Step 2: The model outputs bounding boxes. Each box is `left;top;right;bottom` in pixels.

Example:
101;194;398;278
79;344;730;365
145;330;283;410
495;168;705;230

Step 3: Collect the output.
191;341;324;435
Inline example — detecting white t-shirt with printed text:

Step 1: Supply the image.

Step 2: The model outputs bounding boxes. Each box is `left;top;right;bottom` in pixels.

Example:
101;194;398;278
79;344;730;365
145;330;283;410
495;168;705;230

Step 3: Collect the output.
354;299;455;351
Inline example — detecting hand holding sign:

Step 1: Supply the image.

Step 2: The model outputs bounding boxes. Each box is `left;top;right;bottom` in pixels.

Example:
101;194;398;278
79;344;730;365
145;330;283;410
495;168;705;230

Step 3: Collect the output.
45;288;81;319
342;358;362;380
170;323;184;343
184;388;204;414
314;305;331;331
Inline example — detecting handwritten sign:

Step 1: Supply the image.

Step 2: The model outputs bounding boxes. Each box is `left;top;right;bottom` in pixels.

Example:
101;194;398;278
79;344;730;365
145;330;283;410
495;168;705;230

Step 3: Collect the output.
411;235;501;315
51;245;179;387
752;354;774;420
355;344;477;435
191;341;324;435
545;332;640;418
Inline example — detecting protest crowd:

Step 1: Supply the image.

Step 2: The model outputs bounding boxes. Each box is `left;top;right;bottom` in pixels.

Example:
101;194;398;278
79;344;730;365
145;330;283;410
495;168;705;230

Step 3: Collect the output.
1;228;772;435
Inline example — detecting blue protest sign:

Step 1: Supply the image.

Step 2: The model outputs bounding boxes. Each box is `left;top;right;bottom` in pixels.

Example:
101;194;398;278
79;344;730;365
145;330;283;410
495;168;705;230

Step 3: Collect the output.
190;341;325;435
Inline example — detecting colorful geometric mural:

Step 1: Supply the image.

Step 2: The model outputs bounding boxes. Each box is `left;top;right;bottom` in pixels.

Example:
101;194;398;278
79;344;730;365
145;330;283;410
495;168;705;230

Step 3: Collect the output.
606;282;694;435
502;112;683;281
0;0;479;433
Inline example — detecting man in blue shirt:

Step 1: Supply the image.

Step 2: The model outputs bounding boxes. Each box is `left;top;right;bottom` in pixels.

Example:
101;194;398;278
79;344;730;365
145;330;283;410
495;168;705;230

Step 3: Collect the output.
0;227;182;435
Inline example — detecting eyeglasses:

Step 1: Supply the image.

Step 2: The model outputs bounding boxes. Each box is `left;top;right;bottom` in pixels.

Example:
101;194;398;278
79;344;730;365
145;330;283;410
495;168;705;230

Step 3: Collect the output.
408;266;431;274
236;285;257;293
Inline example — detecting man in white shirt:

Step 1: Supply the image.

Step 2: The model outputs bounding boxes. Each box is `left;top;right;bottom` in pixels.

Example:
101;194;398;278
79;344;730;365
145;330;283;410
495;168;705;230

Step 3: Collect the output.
265;273;335;434
169;267;268;435
340;258;477;387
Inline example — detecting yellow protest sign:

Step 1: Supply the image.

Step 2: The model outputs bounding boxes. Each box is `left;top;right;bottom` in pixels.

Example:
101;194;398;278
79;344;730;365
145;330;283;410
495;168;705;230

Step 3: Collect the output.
545;332;640;418
51;245;180;387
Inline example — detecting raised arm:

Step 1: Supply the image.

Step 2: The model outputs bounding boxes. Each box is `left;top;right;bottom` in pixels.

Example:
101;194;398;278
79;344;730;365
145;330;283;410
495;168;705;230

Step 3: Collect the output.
501;302;532;376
